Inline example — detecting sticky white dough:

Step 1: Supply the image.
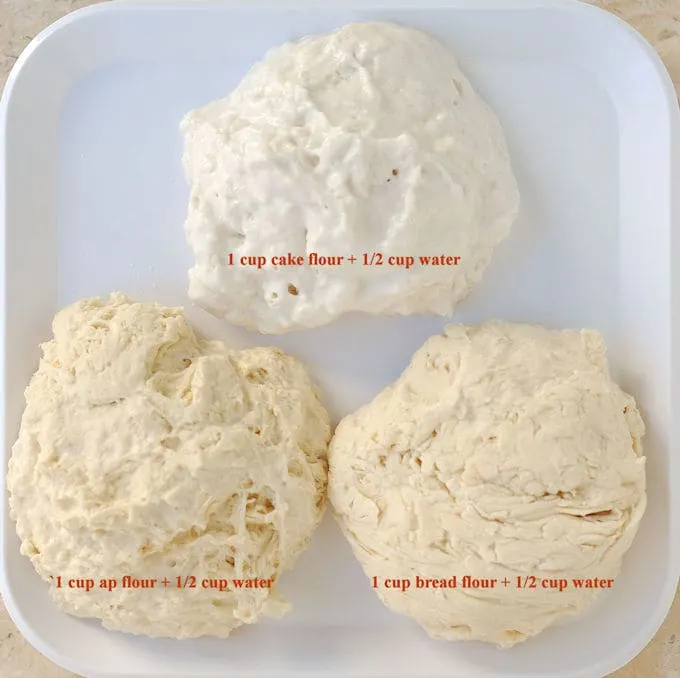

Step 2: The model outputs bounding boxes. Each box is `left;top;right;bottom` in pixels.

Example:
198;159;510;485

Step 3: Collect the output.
181;22;520;333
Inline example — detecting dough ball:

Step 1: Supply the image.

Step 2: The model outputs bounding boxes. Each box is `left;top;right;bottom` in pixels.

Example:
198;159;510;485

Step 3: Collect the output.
328;322;646;647
7;293;331;638
181;22;519;333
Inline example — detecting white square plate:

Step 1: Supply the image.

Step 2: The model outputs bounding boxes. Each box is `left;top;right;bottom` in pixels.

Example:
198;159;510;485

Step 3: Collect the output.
2;2;679;677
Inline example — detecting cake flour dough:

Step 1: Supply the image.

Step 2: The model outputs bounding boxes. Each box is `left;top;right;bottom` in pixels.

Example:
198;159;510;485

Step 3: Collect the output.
181;22;520;333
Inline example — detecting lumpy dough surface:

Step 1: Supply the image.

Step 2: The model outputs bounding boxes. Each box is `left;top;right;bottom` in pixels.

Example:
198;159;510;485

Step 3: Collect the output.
328;321;646;647
181;21;520;333
7;293;331;638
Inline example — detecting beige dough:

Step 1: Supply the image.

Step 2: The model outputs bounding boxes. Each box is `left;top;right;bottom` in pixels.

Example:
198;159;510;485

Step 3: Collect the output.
7;293;331;638
329;321;646;647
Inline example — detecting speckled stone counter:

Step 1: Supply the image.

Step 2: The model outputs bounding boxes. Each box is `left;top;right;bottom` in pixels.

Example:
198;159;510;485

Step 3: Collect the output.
0;0;678;676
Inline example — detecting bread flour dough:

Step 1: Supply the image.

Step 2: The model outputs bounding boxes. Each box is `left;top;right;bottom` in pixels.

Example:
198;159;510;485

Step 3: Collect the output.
7;293;331;638
181;21;520;333
328;322;646;647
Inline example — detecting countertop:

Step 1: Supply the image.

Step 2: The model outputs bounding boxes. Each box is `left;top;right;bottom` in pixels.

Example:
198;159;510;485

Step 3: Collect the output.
0;0;679;676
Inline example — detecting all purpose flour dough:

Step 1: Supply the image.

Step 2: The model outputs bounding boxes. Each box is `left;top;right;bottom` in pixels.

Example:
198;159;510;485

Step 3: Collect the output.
181;22;520;333
7;293;331;638
328;322;647;647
